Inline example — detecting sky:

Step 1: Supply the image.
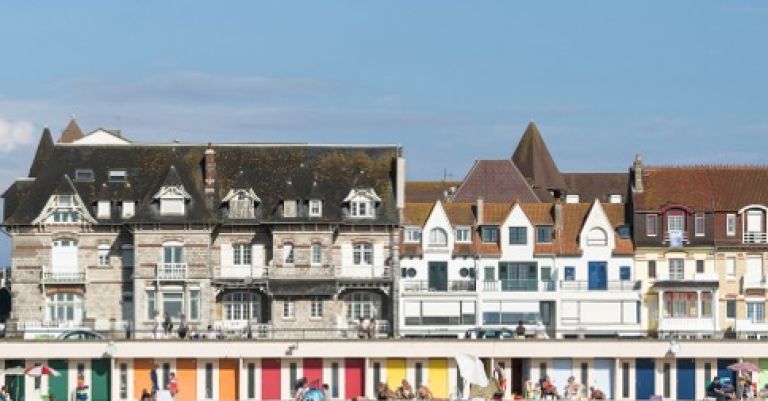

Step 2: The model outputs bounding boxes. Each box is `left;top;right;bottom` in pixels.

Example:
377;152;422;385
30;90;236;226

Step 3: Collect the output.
1;1;767;264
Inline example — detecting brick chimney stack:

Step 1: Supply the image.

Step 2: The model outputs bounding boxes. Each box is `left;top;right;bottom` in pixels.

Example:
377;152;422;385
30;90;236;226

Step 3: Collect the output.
205;143;216;194
633;153;643;192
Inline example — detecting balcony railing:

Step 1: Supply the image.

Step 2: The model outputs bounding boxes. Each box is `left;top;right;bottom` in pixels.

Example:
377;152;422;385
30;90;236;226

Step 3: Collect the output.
744;232;768;244
401;280;476;293
214;266;264;279
559;280;638;291
663;230;689;247
483;279;555;292
157;263;187;279
41;267;86;284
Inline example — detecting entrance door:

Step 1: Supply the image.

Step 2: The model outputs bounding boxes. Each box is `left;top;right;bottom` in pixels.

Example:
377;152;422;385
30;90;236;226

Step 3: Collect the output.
428;262;448;291
635;359;655;400
588;262;607;290
677;359;695;400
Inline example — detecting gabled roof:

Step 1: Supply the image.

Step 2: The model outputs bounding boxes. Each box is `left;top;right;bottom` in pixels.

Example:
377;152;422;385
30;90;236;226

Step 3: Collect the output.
58;118;84;143
634;166;768;211
511;121;567;192
405;181;460;203
451;160;539;203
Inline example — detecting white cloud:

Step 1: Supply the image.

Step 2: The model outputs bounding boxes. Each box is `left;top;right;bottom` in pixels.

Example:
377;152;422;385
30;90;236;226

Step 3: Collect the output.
0;118;34;152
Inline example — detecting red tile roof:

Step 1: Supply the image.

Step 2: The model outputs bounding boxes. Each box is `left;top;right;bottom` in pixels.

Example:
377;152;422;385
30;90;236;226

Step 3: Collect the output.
451;160;539;203
405;181;460;203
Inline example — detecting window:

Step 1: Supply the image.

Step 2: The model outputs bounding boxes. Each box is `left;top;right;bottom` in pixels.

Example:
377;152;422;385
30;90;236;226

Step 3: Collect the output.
663;363;671;398
727;299;737;319
747;210;763;233
696;259;704;274
455;228;471;243
669;259;684;280
189;290;200;321
648;260;657;278
565;194;580;203
247;363;256;399
429;228;448;246
622;361;630;398
55;195;74;207
223;292;260;322
747;302;765;323
726;257;736;277
311;243;322;265
162;292;183;319
620;266;631;281
702;292;713;317
484;266;495;281
122;201;135;218
122;245;134;268
163;245;184;264
53;211;79;223
415;362;423;388
205;363;214;399
727;214;736;236
541;266;552;282
536;226;553;243
481;227;499;243
228;190;256;219
309;199;323;217
160;198;185;215
587;228;608;246
345;292;381;320
609;194;623;204
663;292;698;318
97;244;110;266
564;267;575;281
233;244;251;266
283;244;294;264
311;297;323;318
283;200;297;218
97;200;111;218
694;213;705;236
46;292;84;322
331;362;340;398
405;228;422;243
646;215;657;236
351;200;374;217
508;227;527;245
75;169;94;181
109;169;127;182
147;290;156;320
353;243;373;265
667;213;685;232
119;363;128;399
283;298;295;319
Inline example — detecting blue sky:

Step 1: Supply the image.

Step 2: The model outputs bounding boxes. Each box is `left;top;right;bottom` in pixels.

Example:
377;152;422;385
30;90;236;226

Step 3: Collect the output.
1;1;767;264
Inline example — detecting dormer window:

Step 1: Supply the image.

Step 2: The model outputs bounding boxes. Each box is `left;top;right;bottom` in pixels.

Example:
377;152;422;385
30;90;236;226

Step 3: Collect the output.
694;213;705;237
109;169;127;183
429;228;448;246
154;186;190;216
587;228;608;246
283;200;298;218
74;169;94;181
481;226;499;243
404;228;422;243
608;194;623;204
565;194;580;204
455;227;471;243
55;195;74;207
309;200;323;217
344;188;381;219
53;211;79;223
222;189;259;219
536;225;553;243
122;201;135;219
97;200;111;219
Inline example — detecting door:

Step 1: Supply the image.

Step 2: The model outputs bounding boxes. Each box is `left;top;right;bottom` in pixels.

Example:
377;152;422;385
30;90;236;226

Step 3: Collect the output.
677;359;695;401
747;210;764;233
345;359;365;400
635;359;655;400
261;358;281;401
588;262;607;290
91;359;111;401
428;262;448;291
593;359;613;399
303;359;323;388
718;359;738;387
747;256;763;284
47;360;68;401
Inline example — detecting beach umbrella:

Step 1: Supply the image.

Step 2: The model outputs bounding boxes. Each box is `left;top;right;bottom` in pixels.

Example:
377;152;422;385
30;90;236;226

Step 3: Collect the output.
455;353;489;387
24;364;61;377
728;361;760;373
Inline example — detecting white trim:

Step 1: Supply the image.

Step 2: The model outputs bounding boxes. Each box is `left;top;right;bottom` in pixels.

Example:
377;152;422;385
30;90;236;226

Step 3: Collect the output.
196;359;220;400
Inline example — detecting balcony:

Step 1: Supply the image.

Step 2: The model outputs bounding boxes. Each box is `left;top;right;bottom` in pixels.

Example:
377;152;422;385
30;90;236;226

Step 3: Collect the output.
658;317;716;336
214;266;264;279
743;276;767;291
559;280;639;291
339;266;390;279
663;230;689;247
156;263;187;280
401;280;476;293
743;232;768;244
735;318;768;338
483;279;555;292
266;265;335;279
41;267;86;284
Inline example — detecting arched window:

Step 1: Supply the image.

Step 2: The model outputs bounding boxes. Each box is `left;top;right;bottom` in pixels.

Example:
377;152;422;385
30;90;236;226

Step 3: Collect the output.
429;228;448;246
222;292;261;322
587;228;608;246
344;292;382;320
46;292;84;322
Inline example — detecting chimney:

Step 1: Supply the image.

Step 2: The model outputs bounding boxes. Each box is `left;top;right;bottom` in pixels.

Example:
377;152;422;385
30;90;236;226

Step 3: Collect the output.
205;143;216;194
554;197;564;233
476;197;484;226
633;154;643;192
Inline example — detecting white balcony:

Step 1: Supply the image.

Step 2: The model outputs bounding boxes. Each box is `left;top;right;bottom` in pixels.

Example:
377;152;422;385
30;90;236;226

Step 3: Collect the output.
339;266;389;279
559;280;638;291
157;263;187;279
401;280;476;293
663;230;689;247
41;267;86;284
743;232;768;244
744;277;766;290
735;318;768;337
215;266;264;279
658;317;716;336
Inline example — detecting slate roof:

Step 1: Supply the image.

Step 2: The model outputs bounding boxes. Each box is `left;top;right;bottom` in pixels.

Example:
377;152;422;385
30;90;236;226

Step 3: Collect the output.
451;160;539;203
512;122;567;192
634;166;768;211
58;118;84;143
562;172;629;203
3;135;400;226
405;181;460;203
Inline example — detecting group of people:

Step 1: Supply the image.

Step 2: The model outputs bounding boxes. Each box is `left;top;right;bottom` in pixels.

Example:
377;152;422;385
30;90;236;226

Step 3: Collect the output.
152;312;190;339
707;374;768;401
525;376;604;400
376;380;434;401
140;366;179;401
294;377;331;401
357;317;378;339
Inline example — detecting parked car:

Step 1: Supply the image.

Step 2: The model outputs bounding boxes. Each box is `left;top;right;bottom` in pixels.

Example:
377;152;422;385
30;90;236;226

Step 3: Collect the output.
463;327;516;339
57;330;105;340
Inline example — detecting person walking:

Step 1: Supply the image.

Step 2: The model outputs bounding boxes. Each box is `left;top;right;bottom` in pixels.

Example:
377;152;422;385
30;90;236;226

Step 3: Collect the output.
150;365;160;394
167;372;179;399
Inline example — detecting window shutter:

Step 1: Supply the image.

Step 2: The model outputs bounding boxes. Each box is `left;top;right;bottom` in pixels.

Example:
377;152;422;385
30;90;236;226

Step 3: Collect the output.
220;243;233;267
373;243;384;267
251;244;264;267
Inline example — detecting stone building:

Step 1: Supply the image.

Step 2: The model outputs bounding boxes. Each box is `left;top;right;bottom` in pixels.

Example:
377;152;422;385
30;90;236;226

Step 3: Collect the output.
2;119;404;338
